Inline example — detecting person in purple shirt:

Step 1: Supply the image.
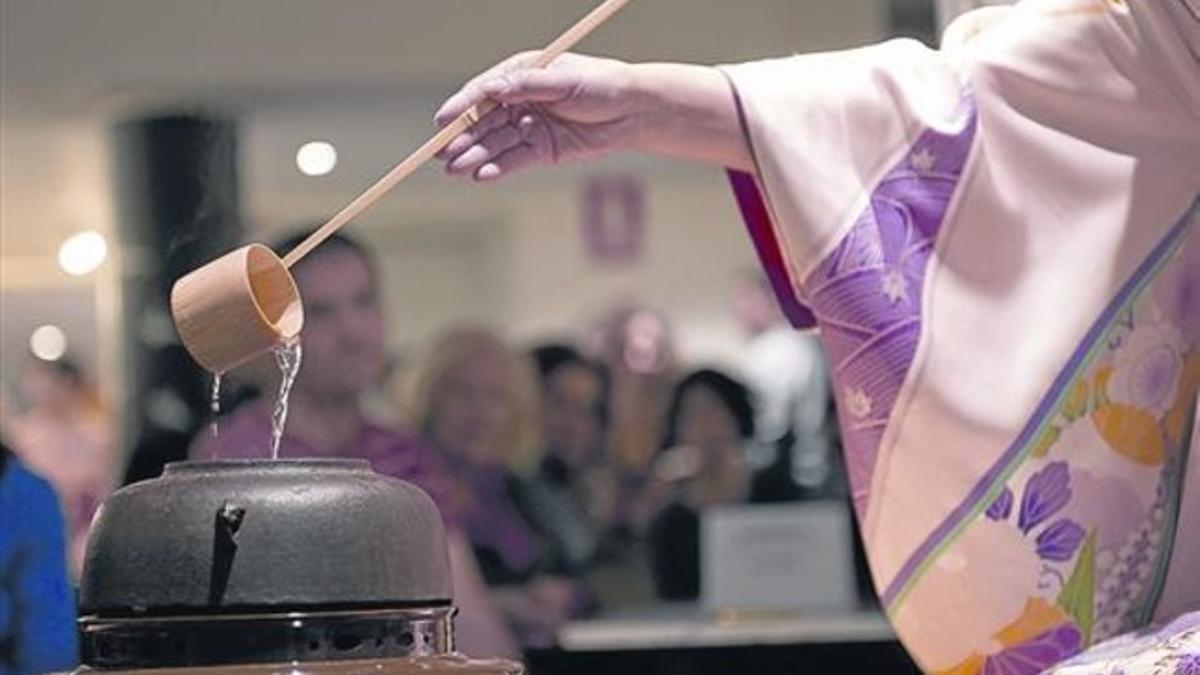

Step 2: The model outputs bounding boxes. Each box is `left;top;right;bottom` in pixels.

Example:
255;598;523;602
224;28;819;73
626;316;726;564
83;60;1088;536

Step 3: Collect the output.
402;326;590;649
190;229;519;659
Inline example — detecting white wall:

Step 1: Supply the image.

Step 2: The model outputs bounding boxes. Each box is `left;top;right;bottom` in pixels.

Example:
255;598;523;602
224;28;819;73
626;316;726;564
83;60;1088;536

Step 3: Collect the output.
501;170;757;368
0;120;121;402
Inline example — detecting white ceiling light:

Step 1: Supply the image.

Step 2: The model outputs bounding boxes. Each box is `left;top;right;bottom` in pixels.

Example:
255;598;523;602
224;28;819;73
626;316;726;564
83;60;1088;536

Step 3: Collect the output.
296;141;338;177
30;324;68;361
58;230;108;276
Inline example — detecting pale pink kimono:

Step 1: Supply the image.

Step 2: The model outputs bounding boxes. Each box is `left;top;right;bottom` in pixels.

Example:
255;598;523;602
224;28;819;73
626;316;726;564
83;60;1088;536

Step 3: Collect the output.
721;0;1200;672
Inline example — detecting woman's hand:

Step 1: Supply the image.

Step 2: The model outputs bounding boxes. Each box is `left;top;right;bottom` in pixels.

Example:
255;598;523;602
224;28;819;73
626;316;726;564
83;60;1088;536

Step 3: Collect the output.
435;52;645;181
434;53;754;181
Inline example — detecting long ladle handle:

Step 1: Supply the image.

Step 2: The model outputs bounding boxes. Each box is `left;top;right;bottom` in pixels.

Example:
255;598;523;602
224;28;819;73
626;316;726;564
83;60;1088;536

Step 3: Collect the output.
281;0;635;269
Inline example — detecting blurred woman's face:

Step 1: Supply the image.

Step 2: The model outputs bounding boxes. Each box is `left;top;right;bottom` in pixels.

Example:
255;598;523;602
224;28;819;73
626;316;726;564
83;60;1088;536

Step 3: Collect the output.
543;363;603;466
676;386;741;457
429;349;515;467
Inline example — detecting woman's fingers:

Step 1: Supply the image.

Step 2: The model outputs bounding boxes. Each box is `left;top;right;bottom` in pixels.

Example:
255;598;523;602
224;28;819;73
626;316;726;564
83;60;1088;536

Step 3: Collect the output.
472;113;554;181
436;105;511;160
434;52;632;180
473;141;544;182
447;123;527;176
434;52;538;127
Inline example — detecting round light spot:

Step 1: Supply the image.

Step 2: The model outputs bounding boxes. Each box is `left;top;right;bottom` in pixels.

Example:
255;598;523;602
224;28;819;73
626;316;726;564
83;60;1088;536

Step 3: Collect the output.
295;141;338;176
30;324;68;361
58;230;108;276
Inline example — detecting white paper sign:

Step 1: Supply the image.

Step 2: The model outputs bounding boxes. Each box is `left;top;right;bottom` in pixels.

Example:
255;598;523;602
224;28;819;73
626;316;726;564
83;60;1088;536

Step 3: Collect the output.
701;502;857;613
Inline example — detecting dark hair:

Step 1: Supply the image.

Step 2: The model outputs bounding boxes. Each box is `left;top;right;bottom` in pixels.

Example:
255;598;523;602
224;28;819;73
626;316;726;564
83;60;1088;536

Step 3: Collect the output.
661;368;755;450
269;228;375;277
529;344;590;381
528;343;609;429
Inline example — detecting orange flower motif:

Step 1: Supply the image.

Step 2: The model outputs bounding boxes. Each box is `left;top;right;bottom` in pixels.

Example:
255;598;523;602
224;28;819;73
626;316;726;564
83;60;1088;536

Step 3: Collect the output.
994;598;1071;647
934;599;1078;675
1091;403;1165;466
1090;366;1166;466
934;654;985;675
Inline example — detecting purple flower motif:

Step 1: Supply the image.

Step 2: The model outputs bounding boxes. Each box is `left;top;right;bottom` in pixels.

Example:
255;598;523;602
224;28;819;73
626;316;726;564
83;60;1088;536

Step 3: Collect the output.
982;623;1083;675
1019;462;1073;534
1035;519;1087;561
988;487;1014;521
1154;237;1200;341
1177;652;1200;675
1124;343;1181;412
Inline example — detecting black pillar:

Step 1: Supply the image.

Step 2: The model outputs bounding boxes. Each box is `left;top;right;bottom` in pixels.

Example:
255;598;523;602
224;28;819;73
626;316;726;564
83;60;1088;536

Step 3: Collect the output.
114;115;242;484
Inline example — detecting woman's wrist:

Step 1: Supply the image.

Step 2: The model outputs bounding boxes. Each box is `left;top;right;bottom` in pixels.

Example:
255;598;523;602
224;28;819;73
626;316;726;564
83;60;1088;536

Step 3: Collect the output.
628;62;753;172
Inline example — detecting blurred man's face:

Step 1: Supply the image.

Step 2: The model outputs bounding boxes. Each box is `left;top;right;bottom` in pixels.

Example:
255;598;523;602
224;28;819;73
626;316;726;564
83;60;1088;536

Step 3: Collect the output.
292;248;385;400
543;363;603;466
677;386;740;458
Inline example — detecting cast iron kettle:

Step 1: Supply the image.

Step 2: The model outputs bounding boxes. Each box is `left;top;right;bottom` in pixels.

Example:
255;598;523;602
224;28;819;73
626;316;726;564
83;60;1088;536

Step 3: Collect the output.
76;459;520;674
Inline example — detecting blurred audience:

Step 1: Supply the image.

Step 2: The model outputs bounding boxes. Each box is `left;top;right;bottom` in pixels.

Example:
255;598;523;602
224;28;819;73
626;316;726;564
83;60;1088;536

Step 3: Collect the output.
732;273;840;500
402;326;587;648
519;344;608;575
585;304;678;532
0;440;79;673
645;368;773;601
190;229;518;658
2;354;117;577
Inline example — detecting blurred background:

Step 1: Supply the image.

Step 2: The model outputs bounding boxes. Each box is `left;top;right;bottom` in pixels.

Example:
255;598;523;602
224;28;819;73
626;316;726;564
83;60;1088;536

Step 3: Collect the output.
0;1;947;672
1;0;938;390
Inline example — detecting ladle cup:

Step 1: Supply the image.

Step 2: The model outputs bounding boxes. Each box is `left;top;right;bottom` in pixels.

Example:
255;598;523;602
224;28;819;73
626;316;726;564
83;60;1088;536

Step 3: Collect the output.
170;244;302;374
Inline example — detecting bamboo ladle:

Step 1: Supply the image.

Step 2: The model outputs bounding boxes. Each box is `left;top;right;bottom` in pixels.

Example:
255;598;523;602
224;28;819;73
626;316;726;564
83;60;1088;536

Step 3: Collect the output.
171;0;634;374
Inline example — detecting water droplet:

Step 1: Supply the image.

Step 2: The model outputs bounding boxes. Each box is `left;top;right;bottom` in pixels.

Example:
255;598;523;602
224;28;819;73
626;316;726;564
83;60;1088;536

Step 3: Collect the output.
210;373;223;438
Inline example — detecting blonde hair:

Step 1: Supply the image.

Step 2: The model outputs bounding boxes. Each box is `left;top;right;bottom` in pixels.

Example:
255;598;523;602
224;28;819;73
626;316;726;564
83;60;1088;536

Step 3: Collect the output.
401;325;542;472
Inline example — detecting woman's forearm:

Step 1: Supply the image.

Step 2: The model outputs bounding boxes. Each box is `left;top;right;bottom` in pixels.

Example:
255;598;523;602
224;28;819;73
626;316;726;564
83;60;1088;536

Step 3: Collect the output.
630;63;755;173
